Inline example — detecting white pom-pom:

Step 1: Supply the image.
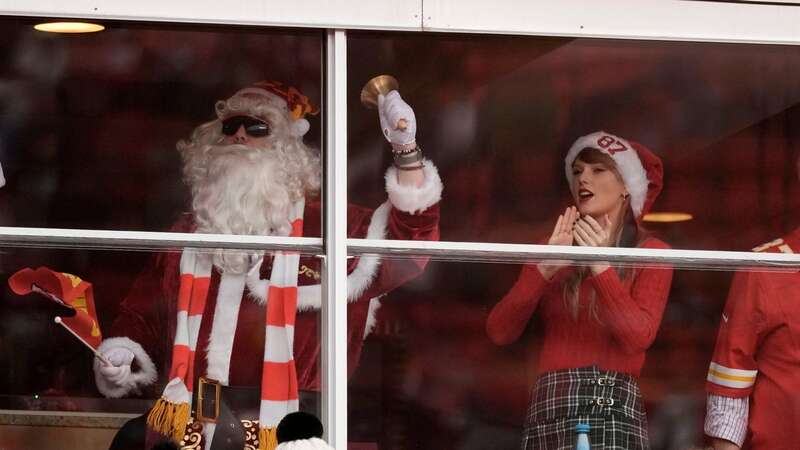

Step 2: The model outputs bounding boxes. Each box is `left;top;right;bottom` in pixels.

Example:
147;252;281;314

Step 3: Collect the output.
290;118;310;137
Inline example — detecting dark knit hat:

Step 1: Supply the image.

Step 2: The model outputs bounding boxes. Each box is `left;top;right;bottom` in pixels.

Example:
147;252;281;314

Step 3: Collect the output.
277;412;324;443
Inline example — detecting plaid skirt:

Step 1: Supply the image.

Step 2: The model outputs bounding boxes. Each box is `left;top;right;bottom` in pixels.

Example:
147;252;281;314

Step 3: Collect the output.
521;366;649;450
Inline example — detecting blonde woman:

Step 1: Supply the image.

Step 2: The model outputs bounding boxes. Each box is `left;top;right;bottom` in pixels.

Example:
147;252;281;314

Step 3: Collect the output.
487;131;673;449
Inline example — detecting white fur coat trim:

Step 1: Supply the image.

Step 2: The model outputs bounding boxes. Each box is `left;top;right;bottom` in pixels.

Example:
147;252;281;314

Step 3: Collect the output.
244;202;390;339
385;159;443;215
94;337;158;398
245;201;390;310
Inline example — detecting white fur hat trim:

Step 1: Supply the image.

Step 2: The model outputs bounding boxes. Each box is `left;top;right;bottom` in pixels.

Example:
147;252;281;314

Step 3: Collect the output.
275;437;334;450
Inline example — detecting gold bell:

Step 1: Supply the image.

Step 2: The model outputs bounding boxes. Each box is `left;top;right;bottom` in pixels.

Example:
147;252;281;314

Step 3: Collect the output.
360;74;407;130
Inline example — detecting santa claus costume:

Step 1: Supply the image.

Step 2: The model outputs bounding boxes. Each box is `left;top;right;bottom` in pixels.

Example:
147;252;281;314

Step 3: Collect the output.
94;81;442;450
486;132;673;450
705;229;800;449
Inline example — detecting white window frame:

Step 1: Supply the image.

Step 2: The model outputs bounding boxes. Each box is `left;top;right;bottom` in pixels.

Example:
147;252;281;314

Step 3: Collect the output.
3;2;800;448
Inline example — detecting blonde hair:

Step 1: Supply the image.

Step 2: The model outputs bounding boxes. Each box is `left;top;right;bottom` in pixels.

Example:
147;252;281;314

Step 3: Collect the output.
563;148;642;320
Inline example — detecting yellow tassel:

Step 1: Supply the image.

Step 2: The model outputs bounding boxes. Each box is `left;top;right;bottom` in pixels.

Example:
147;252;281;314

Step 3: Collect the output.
171;402;191;442
146;399;191;443
146;399;168;433
258;427;279;450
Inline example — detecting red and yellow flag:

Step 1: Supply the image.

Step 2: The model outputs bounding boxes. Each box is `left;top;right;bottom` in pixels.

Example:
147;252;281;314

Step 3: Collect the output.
8;267;102;348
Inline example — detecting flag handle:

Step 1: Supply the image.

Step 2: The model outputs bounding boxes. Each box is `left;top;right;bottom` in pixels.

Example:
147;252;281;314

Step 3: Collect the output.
54;316;111;366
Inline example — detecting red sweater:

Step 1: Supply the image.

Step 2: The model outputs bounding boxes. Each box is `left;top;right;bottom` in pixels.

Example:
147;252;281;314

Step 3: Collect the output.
486;238;673;377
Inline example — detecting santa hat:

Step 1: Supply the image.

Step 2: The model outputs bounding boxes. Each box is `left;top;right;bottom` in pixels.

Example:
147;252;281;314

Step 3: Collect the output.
564;131;663;219
275;412;333;450
218;80;319;138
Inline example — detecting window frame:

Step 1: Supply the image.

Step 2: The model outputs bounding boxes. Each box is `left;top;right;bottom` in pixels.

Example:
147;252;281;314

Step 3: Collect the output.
3;3;800;448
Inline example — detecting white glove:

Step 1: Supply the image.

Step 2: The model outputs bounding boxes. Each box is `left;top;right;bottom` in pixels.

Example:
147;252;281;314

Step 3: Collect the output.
98;346;135;386
378;90;417;146
94;337;157;398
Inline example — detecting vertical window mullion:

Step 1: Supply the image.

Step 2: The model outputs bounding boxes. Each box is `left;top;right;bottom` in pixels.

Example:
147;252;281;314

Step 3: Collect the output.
321;28;348;450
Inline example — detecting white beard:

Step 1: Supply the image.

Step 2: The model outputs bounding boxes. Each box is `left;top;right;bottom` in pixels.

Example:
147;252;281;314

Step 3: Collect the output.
190;144;295;274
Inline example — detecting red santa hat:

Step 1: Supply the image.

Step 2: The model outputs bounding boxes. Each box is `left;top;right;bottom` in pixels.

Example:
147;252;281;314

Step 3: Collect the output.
218;80;319;138
564;131;663;219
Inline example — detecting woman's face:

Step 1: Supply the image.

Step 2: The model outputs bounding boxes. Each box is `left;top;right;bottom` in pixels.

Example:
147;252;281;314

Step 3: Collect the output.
570;157;628;220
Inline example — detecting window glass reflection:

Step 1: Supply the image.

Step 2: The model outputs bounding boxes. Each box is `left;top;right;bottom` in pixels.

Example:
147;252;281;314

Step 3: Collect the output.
0;245;323;449
345;254;798;450
0;18;322;234
348;32;800;251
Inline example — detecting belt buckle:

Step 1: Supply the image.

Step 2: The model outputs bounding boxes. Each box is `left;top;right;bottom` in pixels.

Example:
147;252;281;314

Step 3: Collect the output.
588;397;615;407
597;376;616;387
197;377;221;423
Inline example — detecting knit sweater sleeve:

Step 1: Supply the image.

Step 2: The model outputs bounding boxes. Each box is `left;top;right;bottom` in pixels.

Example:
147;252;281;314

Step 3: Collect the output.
590;238;673;354
486;264;552;345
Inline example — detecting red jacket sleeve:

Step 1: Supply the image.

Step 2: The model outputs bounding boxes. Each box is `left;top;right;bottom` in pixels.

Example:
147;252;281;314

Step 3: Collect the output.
706;270;766;398
106;216;190;383
590;238;674;354
354;202;441;301
486;264;552;345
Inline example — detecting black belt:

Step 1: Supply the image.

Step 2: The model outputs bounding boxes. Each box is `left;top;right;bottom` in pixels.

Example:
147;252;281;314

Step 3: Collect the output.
195;377;321;450
196;377;260;423
196;377;260;449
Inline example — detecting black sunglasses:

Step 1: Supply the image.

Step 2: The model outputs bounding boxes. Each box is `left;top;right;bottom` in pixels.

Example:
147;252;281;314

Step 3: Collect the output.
221;116;271;138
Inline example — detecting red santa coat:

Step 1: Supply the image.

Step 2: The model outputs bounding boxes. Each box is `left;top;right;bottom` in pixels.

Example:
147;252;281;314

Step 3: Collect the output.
706;228;800;449
94;163;442;397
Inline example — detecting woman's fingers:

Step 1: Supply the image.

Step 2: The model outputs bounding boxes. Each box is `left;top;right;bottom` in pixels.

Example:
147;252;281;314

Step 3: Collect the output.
556;211;566;236
574;219;594;237
551;215;564;242
565;207;578;230
573;222;596;246
582;215;604;234
577;217;611;246
573;228;588;247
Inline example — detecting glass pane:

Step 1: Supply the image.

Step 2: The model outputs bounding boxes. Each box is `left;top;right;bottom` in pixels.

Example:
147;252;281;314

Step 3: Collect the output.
347;32;800;250
346;253;798;449
0;18;323;236
0;245;322;448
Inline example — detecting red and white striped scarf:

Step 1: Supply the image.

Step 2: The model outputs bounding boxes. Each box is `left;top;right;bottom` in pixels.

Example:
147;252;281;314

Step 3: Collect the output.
147;199;304;450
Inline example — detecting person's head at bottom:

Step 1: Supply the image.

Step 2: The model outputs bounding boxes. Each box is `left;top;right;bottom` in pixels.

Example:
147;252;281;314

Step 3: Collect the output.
276;411;334;450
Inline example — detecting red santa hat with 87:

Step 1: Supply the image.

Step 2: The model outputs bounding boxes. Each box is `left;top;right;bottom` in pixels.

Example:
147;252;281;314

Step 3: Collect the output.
217;80;319;138
564;131;664;219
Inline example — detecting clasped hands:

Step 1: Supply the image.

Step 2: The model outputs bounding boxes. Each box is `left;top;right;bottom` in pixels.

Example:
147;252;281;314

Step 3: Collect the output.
537;206;612;279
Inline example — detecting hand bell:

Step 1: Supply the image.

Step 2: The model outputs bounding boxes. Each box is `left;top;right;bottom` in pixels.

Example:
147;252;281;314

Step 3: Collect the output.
360;74;407;130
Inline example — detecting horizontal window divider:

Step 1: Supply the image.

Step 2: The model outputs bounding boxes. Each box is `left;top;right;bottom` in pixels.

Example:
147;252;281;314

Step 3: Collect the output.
0;227;323;253
346;239;800;270
1;229;797;270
